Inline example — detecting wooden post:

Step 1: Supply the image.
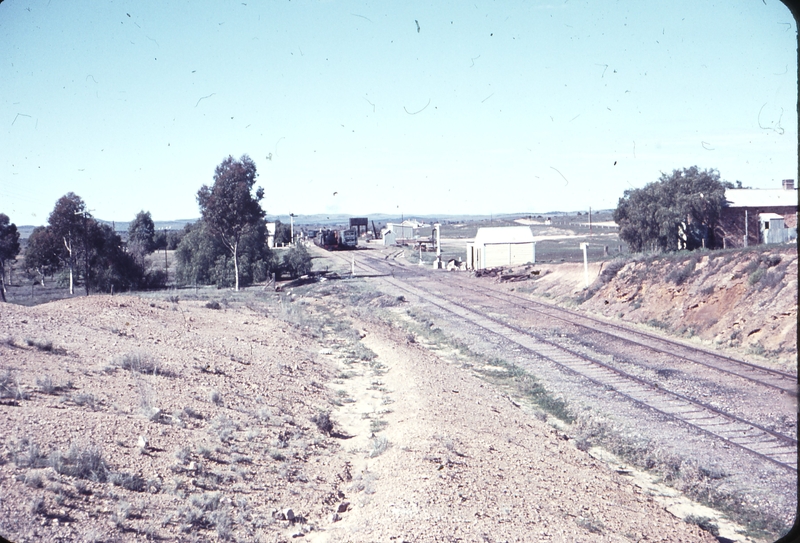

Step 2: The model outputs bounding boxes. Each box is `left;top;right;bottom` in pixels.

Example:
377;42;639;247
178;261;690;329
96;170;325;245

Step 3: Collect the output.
580;242;589;288
744;210;748;247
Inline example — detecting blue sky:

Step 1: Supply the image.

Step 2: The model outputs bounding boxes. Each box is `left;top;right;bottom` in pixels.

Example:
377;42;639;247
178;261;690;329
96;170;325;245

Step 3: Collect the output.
1;0;796;225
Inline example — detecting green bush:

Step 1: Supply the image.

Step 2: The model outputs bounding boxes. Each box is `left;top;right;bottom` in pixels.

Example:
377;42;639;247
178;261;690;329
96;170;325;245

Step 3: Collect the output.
282;245;313;279
666;257;697;285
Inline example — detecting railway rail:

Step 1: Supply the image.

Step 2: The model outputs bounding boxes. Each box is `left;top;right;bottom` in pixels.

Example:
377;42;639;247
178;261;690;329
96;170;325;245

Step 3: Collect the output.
360;250;797;396
332;250;798;472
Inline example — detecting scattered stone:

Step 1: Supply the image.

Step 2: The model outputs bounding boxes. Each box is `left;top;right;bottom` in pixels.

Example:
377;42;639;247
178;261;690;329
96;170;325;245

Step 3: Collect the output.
283;508;295;521
337;501;350;513
331;513;341;523
136;435;148;450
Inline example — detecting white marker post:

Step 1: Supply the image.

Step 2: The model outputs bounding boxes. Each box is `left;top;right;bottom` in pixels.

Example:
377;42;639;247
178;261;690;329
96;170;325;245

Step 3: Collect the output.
580;242;589;288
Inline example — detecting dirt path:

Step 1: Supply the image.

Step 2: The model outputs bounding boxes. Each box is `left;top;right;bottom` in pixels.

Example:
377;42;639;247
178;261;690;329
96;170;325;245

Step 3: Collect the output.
310;319;717;542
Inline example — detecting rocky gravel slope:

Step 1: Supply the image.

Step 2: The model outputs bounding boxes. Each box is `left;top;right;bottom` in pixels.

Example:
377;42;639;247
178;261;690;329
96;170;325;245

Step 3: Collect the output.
0;290;721;542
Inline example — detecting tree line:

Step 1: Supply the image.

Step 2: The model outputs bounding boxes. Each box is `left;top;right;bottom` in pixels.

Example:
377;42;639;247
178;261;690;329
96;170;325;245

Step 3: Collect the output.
0;154;311;301
613;166;735;252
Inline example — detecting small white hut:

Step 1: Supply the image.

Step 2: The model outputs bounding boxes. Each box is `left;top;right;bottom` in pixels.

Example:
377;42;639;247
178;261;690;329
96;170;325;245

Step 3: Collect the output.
466;226;536;270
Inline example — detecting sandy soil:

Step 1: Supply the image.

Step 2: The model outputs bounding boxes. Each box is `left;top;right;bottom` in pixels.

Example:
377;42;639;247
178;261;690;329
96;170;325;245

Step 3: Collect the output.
0;287;723;542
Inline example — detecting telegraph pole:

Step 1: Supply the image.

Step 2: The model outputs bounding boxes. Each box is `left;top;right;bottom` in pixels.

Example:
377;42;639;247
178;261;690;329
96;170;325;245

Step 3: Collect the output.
164;227;169;284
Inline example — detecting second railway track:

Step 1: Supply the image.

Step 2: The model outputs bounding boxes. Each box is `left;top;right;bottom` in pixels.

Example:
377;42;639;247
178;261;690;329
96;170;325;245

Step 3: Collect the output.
333;250;797;472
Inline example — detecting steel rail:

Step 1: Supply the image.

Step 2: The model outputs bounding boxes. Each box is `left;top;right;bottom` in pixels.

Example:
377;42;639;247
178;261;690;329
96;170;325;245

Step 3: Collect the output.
338;251;797;472
358;251;797;395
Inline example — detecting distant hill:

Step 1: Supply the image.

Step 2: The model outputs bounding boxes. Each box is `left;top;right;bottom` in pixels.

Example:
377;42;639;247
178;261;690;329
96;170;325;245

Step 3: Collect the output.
15;211;615;238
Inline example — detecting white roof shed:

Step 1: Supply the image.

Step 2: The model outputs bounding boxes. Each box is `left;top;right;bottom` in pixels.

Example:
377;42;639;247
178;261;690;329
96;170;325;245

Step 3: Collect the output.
467;226;536;270
724;189;798;208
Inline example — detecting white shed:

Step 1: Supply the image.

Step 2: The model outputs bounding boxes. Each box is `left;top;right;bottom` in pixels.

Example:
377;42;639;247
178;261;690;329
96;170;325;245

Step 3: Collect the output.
466;226;536;270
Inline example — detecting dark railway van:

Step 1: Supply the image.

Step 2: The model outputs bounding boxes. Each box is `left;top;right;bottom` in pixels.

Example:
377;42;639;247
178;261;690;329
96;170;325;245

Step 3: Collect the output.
316;228;358;250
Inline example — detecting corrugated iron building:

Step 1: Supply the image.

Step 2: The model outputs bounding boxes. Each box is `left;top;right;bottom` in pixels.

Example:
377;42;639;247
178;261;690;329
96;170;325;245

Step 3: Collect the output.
466;226;536;270
716;180;798;247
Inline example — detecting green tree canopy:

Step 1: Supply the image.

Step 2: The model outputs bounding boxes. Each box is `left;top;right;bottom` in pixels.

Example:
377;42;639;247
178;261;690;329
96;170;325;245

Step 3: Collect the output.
197;155;266;290
26;194;146;294
47;192;88;294
175;219;275;288
24;226;63;285
127;210;156;263
613;166;730;252
0;213;21;302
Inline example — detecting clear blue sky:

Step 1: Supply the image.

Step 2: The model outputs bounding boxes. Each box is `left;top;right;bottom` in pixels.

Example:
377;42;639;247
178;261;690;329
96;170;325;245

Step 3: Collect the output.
2;0;796;225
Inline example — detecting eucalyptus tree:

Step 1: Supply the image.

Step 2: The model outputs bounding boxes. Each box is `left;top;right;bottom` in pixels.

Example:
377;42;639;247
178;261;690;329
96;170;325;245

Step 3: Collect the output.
0;213;21;302
613;167;729;252
197;155;265;291
47;192;88;294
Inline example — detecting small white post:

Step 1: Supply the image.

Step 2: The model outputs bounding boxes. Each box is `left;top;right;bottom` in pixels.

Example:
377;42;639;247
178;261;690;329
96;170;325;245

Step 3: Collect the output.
532;241;536;264
580;242;589;288
744;210;748;247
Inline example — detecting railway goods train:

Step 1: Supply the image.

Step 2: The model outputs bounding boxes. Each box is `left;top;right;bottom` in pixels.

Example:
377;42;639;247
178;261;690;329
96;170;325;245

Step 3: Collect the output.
316;228;358;250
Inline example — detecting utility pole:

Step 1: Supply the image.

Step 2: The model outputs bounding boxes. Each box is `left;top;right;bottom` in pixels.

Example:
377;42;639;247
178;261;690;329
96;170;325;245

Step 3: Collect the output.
164;227;169;284
289;213;296;246
589;207;592;235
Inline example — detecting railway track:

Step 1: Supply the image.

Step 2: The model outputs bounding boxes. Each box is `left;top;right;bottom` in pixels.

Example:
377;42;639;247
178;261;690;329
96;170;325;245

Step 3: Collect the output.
334;250;798;472
360;251;797;396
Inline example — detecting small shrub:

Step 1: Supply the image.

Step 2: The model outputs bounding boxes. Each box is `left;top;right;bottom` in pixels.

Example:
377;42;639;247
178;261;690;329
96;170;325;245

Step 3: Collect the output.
12;439;49;468
112;501;131;528
369;419;388;434
71;393;97;409
205;301;221;310
747;267;765;286
209;414;237;442
110;471;147;492
0;370;29;400
112;351;170;376
666;257;697;286
269;449;286;461
761;254;782;268
183;406;204;420
576;516;604;534
26;338;53;351
747;342;766;357
684;515;720;537
209;390;223;406
210;508;233;540
24;471;44;489
755;269;785;290
647;319;670;331
699;285;715;296
29;496;46;516
174;447;191;465
741;259;760;276
36;376;57;395
368;436;389;458
599;258;627;283
311;410;334;435
190;492;222;512
49;443;110;483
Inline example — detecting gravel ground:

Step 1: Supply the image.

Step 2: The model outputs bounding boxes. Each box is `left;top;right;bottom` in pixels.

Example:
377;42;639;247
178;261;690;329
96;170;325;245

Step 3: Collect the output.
0;285;723;543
